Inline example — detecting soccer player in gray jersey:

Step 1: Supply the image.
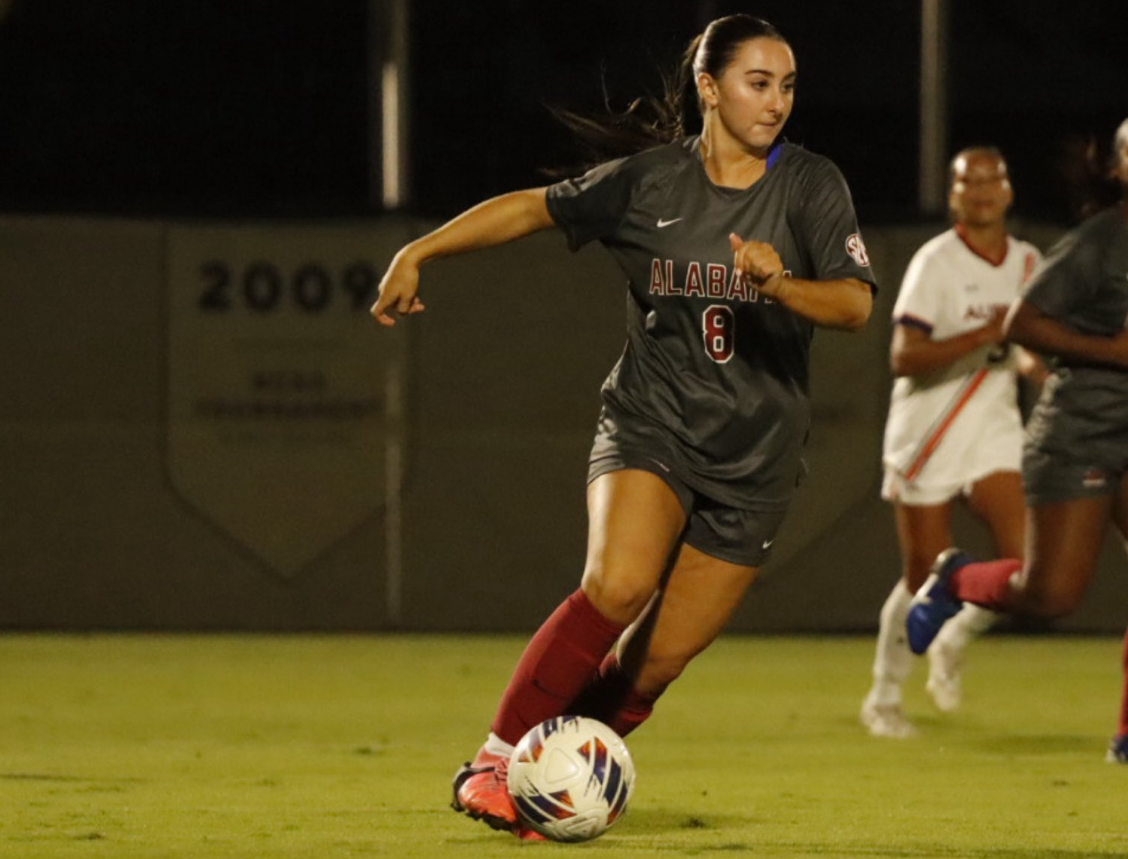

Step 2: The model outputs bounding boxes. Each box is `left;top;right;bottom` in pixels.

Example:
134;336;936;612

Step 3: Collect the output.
906;118;1128;762
373;15;875;837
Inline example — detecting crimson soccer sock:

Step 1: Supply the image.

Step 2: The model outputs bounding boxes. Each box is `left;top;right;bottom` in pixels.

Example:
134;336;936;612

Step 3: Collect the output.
606;685;658;738
489;589;626;747
1119;626;1128;737
571;652;659;738
950;558;1023;611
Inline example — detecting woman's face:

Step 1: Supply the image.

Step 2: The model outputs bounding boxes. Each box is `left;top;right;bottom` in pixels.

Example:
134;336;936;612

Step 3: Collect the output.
949;152;1013;227
699;37;796;152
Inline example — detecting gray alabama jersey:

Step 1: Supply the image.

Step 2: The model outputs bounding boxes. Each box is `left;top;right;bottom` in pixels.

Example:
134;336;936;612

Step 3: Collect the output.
1023;207;1128;462
546;137;875;510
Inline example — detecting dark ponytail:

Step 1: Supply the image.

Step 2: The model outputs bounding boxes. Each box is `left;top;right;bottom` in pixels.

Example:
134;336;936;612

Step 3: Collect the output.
549;14;788;167
1062;124;1124;222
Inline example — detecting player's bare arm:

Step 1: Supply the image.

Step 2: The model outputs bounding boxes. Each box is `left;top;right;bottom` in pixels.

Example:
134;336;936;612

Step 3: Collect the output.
1005;297;1128;369
759;275;872;331
889;308;1006;377
371;187;555;326
728;232;871;331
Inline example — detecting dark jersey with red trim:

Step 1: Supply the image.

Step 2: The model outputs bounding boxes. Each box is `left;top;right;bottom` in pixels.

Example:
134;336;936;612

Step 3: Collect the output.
1023;207;1128;460
546;137;875;509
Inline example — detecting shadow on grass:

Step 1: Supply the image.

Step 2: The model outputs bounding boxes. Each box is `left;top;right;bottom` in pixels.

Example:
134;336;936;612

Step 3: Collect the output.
966;733;1101;756
622;807;757;833
675;848;1128;858
601;809;1128;858
0;772;146;782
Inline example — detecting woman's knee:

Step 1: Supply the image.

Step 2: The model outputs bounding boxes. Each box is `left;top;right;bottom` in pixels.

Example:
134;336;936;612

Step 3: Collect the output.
580;566;657;625
1013;572;1084;619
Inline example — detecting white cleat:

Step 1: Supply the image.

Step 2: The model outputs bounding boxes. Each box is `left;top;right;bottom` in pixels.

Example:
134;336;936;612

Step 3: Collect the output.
926;639;963;713
860;696;917;739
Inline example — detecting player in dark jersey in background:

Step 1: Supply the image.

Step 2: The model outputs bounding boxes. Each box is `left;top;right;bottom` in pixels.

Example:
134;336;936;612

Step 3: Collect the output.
372;15;875;837
906;118;1128;762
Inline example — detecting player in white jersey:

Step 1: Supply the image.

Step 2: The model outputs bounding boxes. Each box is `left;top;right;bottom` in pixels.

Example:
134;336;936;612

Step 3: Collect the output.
906;118;1128;761
861;148;1043;738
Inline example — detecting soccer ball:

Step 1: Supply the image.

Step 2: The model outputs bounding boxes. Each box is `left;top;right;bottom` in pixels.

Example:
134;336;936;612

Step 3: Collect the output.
506;715;636;842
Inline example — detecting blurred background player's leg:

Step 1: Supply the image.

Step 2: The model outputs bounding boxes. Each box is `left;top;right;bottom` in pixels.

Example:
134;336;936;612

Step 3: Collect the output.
927;603;996;712
861;580;916;737
927;470;1023;710
862;494;952;736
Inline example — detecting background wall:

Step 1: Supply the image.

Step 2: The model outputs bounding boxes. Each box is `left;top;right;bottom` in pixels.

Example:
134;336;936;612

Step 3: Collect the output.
2;1;1126;632
3;215;1126;632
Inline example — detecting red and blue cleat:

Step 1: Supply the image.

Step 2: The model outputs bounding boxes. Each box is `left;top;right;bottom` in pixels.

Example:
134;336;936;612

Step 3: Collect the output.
907;548;970;655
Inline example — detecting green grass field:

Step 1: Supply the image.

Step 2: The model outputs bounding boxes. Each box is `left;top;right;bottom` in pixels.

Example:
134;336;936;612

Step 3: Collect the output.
2;634;1127;858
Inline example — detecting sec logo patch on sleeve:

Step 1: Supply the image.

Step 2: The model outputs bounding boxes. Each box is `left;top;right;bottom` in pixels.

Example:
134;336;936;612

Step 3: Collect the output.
845;233;870;267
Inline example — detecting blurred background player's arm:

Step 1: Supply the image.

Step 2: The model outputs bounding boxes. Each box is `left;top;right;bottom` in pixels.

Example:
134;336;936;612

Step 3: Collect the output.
889;307;1006;377
1006;298;1128;370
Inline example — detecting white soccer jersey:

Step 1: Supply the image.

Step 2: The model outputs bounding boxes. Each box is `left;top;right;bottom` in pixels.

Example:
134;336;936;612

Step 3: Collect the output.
882;227;1041;498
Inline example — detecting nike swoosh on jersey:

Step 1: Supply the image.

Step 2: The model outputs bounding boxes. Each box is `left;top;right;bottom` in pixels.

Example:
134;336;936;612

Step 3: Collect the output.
656;217;683;228
761;538;774;550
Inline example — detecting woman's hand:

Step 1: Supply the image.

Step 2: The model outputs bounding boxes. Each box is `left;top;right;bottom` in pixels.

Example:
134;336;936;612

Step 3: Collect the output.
728;232;871;330
730;233;794;301
370;250;426;327
730;233;785;284
981;306;1009;345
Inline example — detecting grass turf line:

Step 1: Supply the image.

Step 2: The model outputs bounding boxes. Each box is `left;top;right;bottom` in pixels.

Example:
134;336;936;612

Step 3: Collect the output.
0;634;1126;858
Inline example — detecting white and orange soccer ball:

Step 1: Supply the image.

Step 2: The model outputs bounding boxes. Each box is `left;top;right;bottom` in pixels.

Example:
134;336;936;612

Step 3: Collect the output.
506;715;636;842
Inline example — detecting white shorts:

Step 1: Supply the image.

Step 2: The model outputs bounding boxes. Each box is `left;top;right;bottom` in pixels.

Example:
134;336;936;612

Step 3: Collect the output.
881;465;1020;506
882;408;1023;506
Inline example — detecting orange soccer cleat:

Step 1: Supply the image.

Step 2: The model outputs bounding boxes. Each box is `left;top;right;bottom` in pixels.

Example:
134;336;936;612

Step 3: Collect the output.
451;756;518;832
451;753;547;840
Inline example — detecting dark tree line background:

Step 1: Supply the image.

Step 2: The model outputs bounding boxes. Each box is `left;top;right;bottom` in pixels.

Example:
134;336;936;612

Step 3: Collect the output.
0;0;1123;223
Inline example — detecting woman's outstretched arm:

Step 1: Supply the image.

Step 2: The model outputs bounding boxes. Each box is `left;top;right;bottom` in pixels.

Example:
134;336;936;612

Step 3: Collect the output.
371;187;554;326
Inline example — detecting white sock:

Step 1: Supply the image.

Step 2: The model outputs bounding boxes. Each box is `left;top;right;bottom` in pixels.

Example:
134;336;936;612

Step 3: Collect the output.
868;580;914;706
483;732;515;760
934;603;998;651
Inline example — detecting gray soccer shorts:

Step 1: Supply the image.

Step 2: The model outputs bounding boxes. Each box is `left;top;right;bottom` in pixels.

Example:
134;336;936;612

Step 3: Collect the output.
588;448;787;568
1022;444;1128;506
